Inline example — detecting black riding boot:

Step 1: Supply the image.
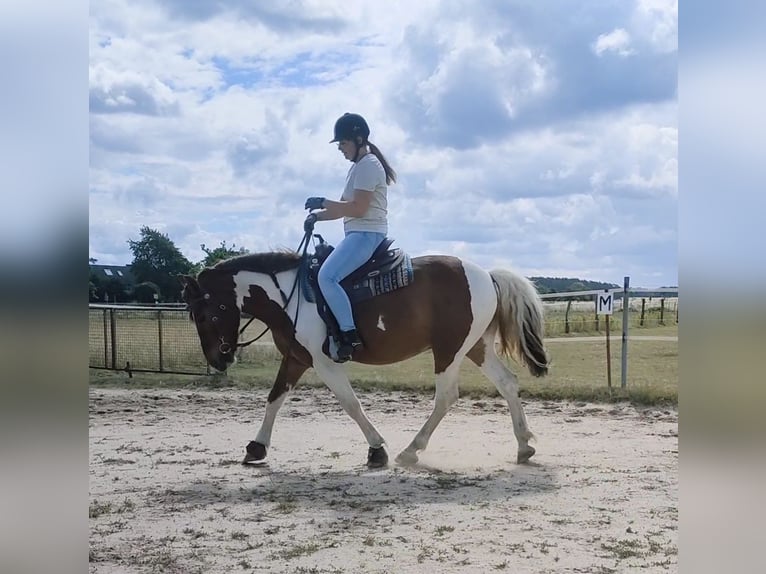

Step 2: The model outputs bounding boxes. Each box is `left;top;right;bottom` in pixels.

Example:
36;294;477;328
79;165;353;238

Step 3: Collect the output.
335;329;362;363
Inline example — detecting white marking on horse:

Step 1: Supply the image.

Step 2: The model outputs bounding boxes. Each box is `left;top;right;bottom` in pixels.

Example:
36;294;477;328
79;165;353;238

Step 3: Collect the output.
377;315;386;331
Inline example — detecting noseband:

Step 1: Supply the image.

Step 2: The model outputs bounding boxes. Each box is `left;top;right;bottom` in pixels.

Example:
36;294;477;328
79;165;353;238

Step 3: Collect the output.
187;292;241;355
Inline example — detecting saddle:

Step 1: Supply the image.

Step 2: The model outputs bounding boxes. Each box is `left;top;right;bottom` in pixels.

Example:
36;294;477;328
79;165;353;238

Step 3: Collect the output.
301;235;414;360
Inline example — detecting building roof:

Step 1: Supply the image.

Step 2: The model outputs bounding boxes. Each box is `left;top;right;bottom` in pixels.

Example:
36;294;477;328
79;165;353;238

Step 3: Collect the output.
89;264;135;285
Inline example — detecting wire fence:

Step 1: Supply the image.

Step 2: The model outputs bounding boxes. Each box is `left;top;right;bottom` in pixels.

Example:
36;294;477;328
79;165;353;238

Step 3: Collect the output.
89;304;211;376
541;293;678;336
89;287;678;376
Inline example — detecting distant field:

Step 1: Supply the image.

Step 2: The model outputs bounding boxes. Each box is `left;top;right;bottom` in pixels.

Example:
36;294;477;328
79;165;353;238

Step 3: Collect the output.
89;299;678;369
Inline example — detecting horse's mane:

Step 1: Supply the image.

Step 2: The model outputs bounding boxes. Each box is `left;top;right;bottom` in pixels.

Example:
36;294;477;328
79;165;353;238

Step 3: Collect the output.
210;249;302;275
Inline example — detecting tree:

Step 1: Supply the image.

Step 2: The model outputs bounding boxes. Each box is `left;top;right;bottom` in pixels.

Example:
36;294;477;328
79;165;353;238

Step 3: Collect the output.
89;271;102;302
127;226;194;302
88;271;130;302
199;240;249;268
132;281;161;304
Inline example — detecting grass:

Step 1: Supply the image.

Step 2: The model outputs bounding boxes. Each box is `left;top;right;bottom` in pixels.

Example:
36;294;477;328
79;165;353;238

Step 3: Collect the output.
88;498;136;518
90;324;677;405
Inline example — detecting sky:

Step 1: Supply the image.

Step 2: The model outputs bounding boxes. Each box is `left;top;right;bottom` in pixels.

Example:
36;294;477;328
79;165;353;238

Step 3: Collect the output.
89;0;678;288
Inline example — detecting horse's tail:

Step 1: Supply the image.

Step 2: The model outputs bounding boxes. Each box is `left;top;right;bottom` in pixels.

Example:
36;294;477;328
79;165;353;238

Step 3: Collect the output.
488;269;549;377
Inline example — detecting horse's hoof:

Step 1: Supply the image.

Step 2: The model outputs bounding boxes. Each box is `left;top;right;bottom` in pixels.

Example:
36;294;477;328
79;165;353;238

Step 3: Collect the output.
517;445;536;464
395;450;418;466
367;446;388;468
242;441;267;464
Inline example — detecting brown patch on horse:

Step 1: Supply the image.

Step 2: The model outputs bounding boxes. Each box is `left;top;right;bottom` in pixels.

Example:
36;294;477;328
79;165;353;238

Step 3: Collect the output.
268;356;309;403
466;336;487;367
242;284;313;367
350;256;473;374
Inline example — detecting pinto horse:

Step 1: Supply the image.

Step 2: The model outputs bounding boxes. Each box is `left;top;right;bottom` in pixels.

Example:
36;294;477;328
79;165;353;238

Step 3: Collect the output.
181;244;549;468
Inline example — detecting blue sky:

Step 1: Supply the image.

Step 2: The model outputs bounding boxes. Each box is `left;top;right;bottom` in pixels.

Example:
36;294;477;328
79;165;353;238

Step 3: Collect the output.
89;0;678;288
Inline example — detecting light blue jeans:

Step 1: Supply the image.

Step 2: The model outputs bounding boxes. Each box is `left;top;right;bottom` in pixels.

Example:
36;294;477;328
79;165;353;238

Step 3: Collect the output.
318;231;385;332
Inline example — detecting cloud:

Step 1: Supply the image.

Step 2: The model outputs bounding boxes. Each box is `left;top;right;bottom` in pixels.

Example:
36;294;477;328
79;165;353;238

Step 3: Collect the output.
633;0;678;54
87;0;678;287
592;28;634;57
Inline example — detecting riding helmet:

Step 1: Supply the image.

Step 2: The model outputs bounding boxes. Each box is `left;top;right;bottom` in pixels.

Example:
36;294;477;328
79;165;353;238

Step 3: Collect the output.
330;113;370;143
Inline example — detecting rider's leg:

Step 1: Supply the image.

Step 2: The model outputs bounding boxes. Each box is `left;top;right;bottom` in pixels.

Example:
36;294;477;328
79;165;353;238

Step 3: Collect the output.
318;231;384;359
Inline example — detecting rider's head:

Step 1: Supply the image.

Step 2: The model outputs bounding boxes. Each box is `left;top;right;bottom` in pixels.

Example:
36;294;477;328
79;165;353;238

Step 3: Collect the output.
330;113;370;162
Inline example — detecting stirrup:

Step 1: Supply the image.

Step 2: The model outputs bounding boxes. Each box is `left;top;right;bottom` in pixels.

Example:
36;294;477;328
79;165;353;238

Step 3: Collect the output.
334;330;362;363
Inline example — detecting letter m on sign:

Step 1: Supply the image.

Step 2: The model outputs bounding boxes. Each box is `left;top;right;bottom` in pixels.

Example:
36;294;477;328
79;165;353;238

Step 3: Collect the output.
597;292;614;315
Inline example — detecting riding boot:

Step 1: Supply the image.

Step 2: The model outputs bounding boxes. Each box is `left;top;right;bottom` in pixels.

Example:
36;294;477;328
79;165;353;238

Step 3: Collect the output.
335;329;362;363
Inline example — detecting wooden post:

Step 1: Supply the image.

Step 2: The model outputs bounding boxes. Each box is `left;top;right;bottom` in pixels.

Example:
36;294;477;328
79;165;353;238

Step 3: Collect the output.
621;276;630;389
565;300;572;334
594;297;599;331
597;289;614;393
660;298;665;326
605;314;612;391
640;298;646;326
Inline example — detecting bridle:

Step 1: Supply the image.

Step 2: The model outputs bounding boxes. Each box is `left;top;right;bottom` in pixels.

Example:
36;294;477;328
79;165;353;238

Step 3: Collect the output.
188;231;313;356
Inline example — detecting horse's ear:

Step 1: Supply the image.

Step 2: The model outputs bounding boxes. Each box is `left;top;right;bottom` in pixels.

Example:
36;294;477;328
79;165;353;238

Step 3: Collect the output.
179;274;199;287
179;274;200;299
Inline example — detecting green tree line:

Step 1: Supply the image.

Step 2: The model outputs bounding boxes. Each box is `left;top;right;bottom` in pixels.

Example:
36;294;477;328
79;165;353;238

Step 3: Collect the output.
90;227;624;304
89;226;247;303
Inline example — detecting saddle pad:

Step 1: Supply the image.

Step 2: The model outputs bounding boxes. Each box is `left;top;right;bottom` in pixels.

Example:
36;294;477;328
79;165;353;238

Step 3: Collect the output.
301;252;413;304
344;253;413;303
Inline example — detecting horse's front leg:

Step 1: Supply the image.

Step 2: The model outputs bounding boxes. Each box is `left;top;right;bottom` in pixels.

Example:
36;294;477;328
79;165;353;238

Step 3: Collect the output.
313;359;389;468
243;355;308;464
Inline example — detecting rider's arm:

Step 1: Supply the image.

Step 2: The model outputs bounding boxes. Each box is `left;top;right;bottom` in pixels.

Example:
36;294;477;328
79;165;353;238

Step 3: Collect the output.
316;189;373;220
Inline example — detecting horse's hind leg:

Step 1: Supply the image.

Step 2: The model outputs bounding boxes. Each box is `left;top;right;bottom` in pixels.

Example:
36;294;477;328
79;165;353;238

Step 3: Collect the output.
468;336;536;463
395;361;460;466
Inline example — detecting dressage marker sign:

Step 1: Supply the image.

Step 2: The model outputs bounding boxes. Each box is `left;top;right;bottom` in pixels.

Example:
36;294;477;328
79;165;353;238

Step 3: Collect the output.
597;290;614;389
597;292;614;315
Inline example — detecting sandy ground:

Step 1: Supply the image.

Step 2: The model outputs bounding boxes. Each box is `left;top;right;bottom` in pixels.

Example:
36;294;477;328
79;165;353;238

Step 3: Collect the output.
89;387;677;574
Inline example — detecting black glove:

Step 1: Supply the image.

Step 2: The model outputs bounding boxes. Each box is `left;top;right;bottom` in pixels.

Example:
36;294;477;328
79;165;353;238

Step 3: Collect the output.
304;213;318;234
304;197;326;210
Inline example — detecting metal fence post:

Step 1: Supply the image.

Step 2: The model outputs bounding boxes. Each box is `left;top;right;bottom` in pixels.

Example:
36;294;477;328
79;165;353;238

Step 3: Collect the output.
109;307;117;369
102;309;109;368
621;276;629;388
158;309;164;372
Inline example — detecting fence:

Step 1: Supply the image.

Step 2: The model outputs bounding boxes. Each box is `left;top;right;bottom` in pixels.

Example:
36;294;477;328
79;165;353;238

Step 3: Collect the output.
89;304;211;376
89;281;678;377
540;280;678;387
541;288;679;336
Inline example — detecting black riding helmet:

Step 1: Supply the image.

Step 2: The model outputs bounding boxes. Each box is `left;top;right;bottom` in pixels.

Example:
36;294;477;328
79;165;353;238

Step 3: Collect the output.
329;113;370;143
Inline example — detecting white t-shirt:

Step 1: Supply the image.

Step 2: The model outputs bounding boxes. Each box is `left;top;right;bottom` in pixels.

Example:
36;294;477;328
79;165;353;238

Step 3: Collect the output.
341;153;388;234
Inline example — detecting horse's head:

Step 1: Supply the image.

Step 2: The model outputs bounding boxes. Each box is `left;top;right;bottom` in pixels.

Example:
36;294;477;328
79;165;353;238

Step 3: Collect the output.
180;270;240;372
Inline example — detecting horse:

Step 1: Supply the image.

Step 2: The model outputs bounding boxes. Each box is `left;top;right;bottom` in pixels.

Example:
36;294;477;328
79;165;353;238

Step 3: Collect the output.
180;239;549;468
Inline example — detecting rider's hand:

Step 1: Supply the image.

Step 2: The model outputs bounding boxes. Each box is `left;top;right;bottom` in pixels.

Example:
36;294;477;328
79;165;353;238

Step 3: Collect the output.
304;213;318;233
304;197;326;210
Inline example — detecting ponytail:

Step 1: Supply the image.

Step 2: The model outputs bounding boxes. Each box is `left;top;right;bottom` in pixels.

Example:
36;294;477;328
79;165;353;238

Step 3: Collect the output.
368;142;397;185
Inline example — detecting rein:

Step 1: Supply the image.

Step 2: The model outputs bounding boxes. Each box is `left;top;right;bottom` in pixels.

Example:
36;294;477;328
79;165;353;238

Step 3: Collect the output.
233;231;311;349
